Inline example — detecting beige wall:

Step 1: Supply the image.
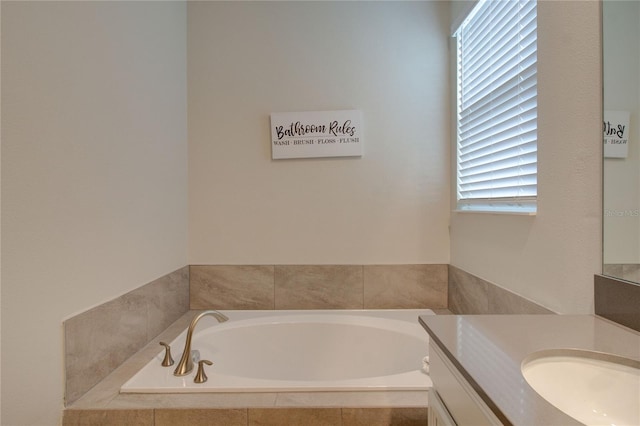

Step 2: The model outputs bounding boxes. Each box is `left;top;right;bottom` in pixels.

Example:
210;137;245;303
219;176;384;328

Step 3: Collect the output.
449;1;602;314
1;2;188;425
187;1;451;265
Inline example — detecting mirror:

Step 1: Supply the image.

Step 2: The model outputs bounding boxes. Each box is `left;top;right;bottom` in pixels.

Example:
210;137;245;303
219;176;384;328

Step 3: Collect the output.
602;0;640;284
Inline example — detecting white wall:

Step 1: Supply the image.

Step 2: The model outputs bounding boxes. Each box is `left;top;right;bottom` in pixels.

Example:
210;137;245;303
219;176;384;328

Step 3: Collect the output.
603;0;640;264
450;1;602;314
1;2;188;425
187;1;451;265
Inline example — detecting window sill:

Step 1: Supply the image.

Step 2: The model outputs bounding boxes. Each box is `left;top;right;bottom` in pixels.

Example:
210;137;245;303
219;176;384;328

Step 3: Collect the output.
453;209;536;216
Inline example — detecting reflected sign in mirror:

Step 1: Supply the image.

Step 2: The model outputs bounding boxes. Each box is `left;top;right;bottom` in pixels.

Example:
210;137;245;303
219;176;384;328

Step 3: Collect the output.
603;0;640;284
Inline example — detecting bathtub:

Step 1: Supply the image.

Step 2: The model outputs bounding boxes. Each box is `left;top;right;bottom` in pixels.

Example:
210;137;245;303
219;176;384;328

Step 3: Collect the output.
121;309;434;393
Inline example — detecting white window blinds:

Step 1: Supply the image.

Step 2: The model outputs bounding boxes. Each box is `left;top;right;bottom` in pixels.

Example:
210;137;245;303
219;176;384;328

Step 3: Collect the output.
455;0;537;213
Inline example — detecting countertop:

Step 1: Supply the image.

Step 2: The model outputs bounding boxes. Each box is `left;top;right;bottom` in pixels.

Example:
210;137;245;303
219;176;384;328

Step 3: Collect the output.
419;314;640;426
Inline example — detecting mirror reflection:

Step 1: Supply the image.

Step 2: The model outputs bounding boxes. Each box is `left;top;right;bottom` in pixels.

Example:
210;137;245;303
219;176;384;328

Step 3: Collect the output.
603;0;640;283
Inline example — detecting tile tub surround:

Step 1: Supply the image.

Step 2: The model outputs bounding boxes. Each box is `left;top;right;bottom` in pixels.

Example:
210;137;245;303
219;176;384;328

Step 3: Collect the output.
64;267;189;405
190;264;448;310
448;265;554;315
603;263;640;283
65;263;446;406
64;310;430;426
63;408;428;426
364;265;448;309
595;274;640;332
190;265;275;310
274;265;363;309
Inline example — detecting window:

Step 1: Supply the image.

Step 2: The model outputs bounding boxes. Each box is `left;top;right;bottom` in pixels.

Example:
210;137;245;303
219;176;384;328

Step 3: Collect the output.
455;0;537;213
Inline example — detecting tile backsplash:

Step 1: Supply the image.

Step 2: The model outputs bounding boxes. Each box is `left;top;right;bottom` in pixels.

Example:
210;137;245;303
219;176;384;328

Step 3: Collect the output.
64;267;189;405
190;264;448;310
602;263;640;283
274;265;364;309
190;265;275;309
64;263;447;405
448;265;553;314
364;265;448;309
68;262;557;406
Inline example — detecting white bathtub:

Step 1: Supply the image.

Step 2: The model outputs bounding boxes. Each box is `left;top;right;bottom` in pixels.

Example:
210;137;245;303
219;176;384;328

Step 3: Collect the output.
121;309;434;393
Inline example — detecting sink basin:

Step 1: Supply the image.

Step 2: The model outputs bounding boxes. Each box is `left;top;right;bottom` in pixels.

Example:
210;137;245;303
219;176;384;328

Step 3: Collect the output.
522;350;640;426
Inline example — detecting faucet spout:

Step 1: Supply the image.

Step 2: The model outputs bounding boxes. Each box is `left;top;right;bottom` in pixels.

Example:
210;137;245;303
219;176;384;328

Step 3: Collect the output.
173;310;229;376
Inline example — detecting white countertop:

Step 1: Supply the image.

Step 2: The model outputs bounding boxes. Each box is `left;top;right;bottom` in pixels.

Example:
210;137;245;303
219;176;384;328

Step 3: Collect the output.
419;314;640;426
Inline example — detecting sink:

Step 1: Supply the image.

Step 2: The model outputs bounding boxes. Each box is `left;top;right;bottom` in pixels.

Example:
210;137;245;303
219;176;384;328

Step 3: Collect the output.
522;350;640;426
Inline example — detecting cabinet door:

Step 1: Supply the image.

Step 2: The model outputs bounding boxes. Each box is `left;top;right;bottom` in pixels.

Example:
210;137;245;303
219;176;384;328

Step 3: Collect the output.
429;341;503;426
428;388;457;426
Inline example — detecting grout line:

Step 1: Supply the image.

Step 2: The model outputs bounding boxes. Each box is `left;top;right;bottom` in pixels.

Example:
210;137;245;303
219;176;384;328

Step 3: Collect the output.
272;264;276;310
361;264;365;309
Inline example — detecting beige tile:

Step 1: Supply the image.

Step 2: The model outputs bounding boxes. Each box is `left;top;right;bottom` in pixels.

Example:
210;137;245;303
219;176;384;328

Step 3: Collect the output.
190;265;275;309
64;292;149;405
342;407;428;426
154;408;247;426
275;265;363;309
487;284;554;314
108;392;278;409
274;391;428;408
449;265;551;315
603;263;640;282
447;265;489;314
363;265;447;309
69;381;118;409
622;263;640;282
603;263;623;278
248;408;342;426
106;394;185;410
64;268;189;405
144;266;190;339
62;409;152;426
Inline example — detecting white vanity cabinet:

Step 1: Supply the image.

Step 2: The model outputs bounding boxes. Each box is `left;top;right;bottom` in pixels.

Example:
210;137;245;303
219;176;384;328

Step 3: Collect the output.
428;340;503;426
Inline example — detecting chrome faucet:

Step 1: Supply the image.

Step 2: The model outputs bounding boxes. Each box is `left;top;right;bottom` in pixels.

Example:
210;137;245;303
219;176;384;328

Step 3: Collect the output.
173;310;229;376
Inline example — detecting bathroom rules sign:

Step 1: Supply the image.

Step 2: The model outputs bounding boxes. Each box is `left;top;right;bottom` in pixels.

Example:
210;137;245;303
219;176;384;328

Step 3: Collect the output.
270;110;363;159
604;110;630;158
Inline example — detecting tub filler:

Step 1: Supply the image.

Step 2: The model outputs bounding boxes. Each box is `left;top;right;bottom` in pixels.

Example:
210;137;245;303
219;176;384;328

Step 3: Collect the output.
121;309;434;393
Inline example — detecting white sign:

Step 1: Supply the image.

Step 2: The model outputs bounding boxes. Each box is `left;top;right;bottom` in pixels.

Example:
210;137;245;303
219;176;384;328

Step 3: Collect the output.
604;110;630;158
270;110;363;159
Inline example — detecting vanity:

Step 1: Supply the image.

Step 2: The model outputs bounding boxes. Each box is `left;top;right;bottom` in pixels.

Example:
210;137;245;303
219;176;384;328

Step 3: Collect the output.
422;1;640;424
419;314;640;426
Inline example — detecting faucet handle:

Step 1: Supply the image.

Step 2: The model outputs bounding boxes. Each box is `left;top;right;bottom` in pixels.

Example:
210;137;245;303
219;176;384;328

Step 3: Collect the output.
194;359;213;383
159;342;174;367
